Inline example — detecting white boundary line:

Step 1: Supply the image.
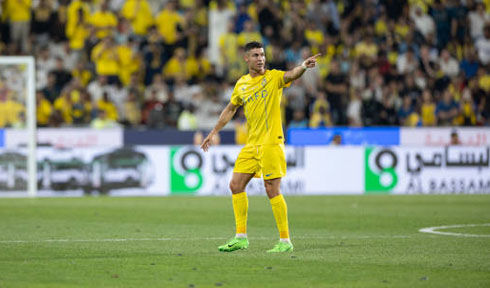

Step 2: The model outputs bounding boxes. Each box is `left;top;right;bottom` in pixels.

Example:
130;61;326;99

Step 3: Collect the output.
0;237;224;244
0;235;411;244
419;223;490;238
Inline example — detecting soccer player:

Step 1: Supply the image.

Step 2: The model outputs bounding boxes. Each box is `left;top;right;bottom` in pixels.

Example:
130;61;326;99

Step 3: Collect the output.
201;41;320;253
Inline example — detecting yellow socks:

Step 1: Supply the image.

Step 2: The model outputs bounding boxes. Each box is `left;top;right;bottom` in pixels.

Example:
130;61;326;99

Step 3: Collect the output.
269;194;290;239
232;192;248;236
232;192;290;240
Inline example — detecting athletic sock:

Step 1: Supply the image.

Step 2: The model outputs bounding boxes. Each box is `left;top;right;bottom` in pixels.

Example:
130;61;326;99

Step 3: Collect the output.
232;192;248;236
269;194;290;239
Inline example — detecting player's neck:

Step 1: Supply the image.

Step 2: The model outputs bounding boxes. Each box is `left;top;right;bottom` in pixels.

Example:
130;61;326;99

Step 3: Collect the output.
249;68;266;78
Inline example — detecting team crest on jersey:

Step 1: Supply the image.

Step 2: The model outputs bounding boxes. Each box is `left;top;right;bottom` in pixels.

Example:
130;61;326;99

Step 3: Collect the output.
261;77;267;88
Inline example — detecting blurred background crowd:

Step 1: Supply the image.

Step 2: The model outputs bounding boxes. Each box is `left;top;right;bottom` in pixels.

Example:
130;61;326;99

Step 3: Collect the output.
0;0;489;137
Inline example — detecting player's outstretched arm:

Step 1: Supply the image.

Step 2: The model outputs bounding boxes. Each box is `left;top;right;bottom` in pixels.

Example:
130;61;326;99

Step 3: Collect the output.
201;102;240;152
283;53;321;84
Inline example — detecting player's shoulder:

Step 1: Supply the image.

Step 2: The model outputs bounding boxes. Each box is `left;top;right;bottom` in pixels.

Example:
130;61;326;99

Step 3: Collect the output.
237;74;249;82
266;69;285;77
235;74;252;85
267;69;284;73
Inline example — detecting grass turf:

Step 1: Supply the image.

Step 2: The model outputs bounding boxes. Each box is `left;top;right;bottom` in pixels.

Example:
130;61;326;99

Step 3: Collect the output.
0;195;489;288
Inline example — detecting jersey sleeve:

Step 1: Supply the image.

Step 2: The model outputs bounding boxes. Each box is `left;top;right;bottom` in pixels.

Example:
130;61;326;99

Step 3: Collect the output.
230;82;243;106
272;69;292;89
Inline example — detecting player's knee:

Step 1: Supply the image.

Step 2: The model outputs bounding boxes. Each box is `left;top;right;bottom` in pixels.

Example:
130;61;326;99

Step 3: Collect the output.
264;182;272;193
264;183;274;195
229;180;243;194
264;182;279;198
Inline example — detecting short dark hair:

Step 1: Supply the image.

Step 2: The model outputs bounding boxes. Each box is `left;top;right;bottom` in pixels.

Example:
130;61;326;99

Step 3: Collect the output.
244;41;263;52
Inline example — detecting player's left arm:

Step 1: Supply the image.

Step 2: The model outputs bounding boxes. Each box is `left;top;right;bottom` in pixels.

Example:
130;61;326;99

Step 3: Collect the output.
283;53;321;84
200;102;240;152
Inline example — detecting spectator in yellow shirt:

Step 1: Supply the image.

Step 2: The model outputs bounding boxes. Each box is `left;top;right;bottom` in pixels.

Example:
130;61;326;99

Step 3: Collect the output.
54;91;74;124
0;94;25;127
96;92;119;121
458;89;476;126
90;0;118;39
67;0;90;28
122;90;142;126
72;61;93;87
304;21;324;48
420;90;436;126
237;20;262;47
163;48;199;82
5;0;32;53
193;0;208;28
309;93;332;128
66;8;91;52
90;109;120;129
219;21;239;69
196;49;212;80
121;0;154;37
375;10;388;37
226;46;248;82
36;90;53;127
155;1;184;45
117;38;142;86
91;37;120;83
477;67;490;92
394;17;410;41
71;89;93;124
355;35;378;66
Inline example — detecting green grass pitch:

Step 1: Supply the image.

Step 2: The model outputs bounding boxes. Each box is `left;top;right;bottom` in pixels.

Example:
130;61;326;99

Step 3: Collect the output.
0;195;489;287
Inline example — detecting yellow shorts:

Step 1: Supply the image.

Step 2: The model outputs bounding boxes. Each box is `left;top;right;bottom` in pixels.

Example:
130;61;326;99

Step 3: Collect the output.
233;144;286;180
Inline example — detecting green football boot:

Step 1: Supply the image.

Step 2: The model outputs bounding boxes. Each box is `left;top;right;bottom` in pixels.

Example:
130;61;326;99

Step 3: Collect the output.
218;237;249;252
267;241;293;253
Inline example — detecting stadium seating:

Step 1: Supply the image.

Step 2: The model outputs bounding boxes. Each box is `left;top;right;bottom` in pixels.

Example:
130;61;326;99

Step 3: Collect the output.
0;0;489;134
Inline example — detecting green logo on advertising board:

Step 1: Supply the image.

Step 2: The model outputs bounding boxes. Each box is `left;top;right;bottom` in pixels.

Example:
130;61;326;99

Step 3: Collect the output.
170;147;203;194
365;147;398;194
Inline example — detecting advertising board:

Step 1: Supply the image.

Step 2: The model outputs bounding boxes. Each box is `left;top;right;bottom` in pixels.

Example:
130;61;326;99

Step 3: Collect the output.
5;128;123;148
287;127;400;146
365;146;490;194
400;128;490;146
168;146;364;195
0;145;488;196
0;146;168;196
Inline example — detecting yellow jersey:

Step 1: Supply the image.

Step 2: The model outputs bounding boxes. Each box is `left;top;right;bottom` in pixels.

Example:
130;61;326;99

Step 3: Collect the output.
96;99;118;121
155;9;183;45
304;29;324;46
54;95;73;124
421;103;436;126
230;69;290;146
117;45;141;85
237;31;262;47
0;99;25;127
90;11;118;39
66;21;89;50
91;42;119;76
219;32;238;65
67;0;90;26
5;0;31;22
37;98;53;126
121;0;153;36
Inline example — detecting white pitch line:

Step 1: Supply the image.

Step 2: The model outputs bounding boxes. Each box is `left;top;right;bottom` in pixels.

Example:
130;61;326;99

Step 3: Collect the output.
419;223;490;238
0;235;412;244
0;237;225;244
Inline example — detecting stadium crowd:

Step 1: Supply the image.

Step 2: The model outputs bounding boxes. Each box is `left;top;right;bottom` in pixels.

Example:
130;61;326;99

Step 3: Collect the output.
0;0;489;134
